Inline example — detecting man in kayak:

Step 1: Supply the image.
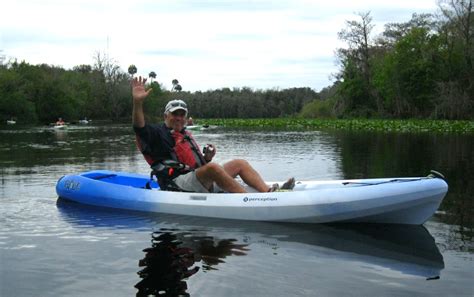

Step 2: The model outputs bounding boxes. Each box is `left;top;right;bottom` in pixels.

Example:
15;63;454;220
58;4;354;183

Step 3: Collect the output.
132;76;295;193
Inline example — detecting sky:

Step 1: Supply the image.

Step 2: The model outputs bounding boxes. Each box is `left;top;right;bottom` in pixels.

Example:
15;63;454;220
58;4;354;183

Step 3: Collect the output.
0;0;439;92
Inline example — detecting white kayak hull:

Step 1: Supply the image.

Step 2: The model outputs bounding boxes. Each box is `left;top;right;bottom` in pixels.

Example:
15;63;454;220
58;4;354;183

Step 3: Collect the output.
56;170;448;224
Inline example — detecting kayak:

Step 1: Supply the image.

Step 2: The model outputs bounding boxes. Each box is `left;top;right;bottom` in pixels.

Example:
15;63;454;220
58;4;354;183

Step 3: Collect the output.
186;124;211;131
53;124;67;129
186;125;202;130
55;170;448;224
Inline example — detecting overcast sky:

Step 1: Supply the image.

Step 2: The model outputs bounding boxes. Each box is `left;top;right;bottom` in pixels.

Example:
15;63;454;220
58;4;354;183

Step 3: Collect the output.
1;0;438;92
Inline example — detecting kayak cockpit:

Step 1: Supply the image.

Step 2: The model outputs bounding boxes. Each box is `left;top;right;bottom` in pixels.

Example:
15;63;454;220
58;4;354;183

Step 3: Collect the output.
82;171;160;189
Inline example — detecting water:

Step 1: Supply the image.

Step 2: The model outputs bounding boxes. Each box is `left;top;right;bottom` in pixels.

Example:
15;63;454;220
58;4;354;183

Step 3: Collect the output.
1;123;473;296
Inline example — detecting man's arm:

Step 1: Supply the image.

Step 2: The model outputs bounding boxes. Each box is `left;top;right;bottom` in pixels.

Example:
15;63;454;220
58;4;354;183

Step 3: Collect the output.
132;76;152;128
133;101;145;128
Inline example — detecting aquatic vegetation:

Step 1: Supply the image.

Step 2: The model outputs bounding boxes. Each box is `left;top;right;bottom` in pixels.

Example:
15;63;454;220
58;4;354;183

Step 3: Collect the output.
202;118;474;133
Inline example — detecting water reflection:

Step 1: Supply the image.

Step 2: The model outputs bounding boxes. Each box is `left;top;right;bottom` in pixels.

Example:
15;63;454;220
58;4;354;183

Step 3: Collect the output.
211;130;343;180
135;230;199;296
56;200;445;280
52;128;68;141
135;229;249;296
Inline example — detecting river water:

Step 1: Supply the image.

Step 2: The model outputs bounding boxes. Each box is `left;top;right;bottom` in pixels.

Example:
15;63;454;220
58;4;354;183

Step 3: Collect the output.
0;123;473;296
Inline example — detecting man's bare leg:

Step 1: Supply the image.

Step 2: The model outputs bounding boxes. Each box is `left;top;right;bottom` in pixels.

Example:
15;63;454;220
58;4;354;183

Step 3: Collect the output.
223;159;270;192
196;163;246;193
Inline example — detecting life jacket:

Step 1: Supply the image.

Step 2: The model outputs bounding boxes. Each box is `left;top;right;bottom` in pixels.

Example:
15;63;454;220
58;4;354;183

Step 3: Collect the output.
135;123;206;166
171;130;206;169
135;123;207;190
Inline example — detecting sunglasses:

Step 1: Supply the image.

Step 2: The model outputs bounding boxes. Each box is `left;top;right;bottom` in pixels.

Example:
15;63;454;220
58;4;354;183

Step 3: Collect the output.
168;101;187;108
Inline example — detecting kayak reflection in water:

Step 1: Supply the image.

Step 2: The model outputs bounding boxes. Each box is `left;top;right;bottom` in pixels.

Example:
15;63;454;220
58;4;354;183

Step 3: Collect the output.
135;229;249;296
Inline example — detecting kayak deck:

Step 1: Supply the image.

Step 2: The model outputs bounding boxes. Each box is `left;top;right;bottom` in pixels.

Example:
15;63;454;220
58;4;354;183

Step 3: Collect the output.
79;170;428;191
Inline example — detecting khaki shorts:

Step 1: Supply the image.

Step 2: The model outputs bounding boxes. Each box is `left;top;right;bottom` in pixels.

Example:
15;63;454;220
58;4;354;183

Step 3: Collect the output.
172;171;222;193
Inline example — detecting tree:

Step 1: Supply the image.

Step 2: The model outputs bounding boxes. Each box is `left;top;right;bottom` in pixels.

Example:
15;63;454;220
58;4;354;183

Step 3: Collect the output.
73;64;92;73
338;11;374;86
149;71;156;82
336;11;377;115
93;53;132;119
373;27;441;117
435;0;474;118
171;79;182;92
128;64;137;78
438;0;473;72
379;13;436;48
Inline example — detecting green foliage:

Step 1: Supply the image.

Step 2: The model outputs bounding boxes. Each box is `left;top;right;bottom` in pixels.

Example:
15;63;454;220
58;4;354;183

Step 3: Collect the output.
143;81;167;121
372;27;441;117
166;87;317;118
337;57;369;112
334;3;474;120
202;118;474;133
0;60;317;123
0;59;133;124
299;98;336;118
392;28;440;115
0;68;36;122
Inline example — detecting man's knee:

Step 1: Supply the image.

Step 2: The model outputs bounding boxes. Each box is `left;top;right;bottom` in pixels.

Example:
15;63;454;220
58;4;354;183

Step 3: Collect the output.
196;163;224;189
228;159;249;168
200;162;224;176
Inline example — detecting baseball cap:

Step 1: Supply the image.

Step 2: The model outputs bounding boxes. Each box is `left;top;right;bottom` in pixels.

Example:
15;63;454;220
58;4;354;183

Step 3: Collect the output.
165;99;188;114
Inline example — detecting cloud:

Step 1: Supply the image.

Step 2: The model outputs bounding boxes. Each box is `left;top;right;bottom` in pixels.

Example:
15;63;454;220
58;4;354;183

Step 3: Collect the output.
0;0;439;91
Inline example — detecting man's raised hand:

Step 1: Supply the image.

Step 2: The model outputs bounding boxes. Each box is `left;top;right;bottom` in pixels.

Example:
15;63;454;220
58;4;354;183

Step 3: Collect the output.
132;76;152;102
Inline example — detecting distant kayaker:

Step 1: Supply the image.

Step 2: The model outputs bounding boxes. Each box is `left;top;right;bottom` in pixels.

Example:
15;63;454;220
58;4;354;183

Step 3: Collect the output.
56;117;65;125
131;76;295;193
187;117;194;126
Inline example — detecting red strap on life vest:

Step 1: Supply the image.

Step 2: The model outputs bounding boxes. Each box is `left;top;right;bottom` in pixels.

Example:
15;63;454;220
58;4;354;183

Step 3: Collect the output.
172;132;198;168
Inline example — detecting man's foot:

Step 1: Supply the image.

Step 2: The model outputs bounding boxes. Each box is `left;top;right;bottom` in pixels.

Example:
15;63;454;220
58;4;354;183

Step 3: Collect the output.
268;183;279;192
281;177;295;190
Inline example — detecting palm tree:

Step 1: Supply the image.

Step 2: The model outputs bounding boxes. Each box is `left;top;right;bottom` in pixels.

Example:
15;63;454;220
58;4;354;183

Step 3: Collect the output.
171;79;180;91
128;65;137;78
149;71;157;82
